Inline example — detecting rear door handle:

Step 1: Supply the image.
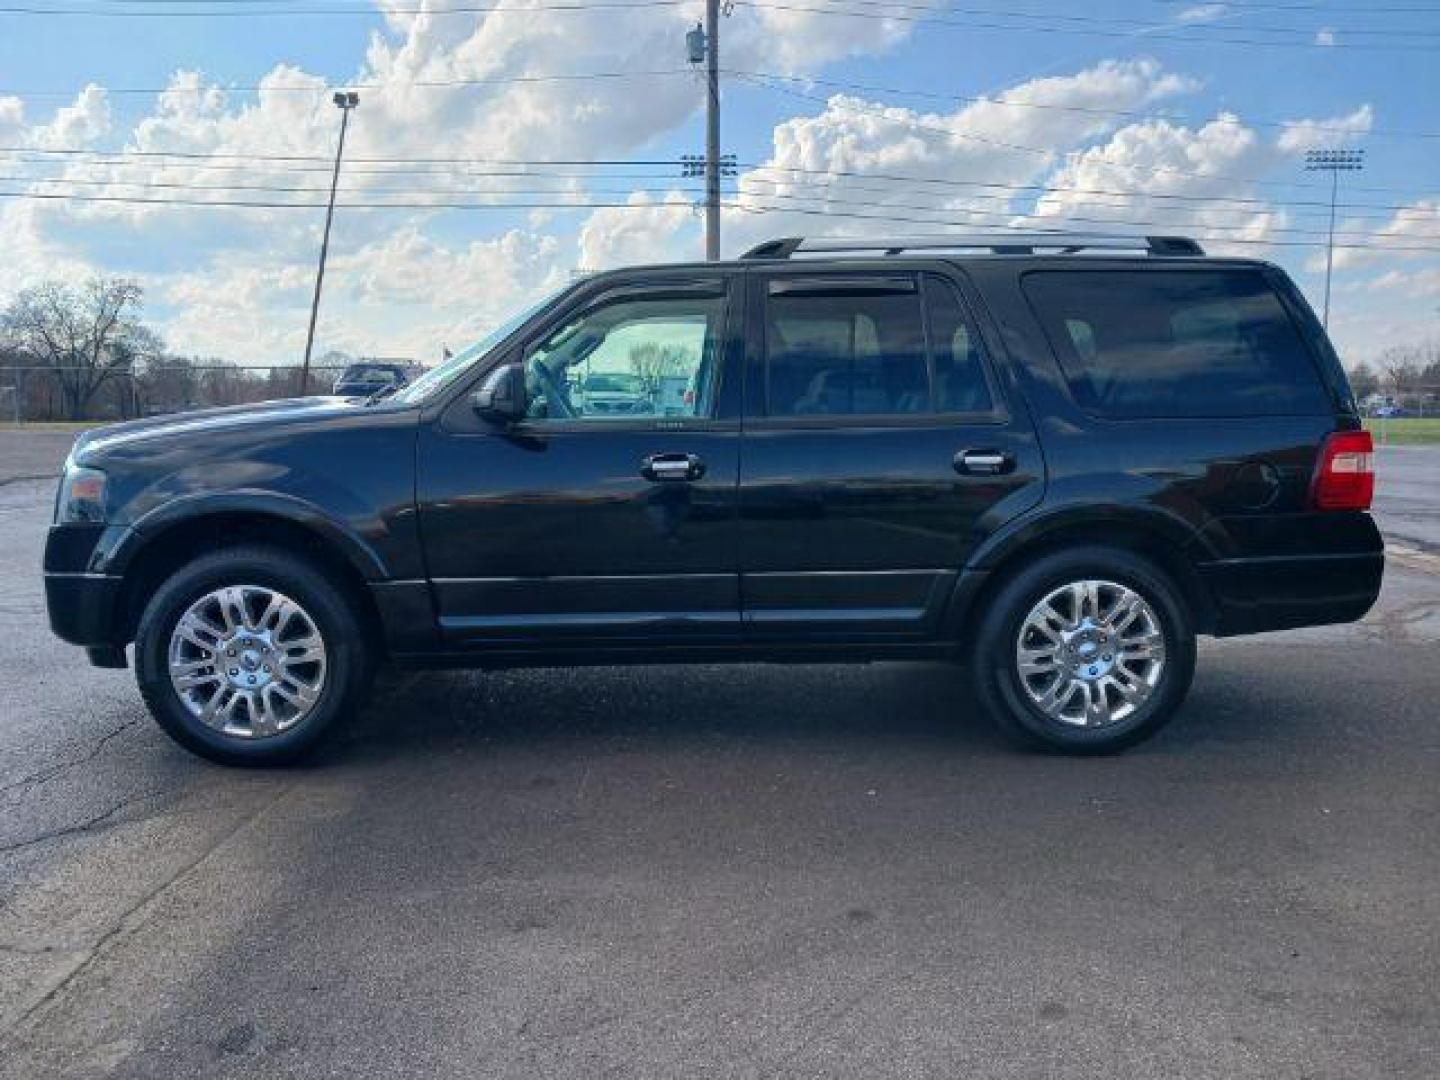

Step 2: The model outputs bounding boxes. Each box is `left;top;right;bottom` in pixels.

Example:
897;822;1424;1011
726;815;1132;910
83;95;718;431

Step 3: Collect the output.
642;452;706;482
954;448;1016;476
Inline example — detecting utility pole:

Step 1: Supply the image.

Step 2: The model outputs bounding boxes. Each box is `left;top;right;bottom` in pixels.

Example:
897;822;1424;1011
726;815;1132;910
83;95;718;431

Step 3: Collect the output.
686;4;721;260
301;90;359;394
1305;147;1364;329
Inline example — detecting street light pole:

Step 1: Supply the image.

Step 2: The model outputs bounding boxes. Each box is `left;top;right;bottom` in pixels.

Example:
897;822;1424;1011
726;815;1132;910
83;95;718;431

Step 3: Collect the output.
301;90;359;394
1304;147;1364;330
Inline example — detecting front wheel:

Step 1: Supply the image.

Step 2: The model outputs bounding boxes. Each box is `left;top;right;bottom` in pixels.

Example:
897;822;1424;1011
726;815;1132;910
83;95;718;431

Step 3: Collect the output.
134;545;372;766
971;547;1197;754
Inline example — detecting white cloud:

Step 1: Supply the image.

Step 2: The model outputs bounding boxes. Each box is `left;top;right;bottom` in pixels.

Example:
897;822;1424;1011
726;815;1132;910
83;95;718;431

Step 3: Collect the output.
1276;104;1373;154
27;85;111;150
1324;200;1440;271
1175;4;1227;24
0;96;25;144
1315;27;1337;47
709;59;1198;252
1024;113;1287;253
578;191;697;271
0;0;926;361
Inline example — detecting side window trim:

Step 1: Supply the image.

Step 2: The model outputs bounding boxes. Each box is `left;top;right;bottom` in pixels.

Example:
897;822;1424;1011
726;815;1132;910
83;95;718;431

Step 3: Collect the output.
919;272;1005;421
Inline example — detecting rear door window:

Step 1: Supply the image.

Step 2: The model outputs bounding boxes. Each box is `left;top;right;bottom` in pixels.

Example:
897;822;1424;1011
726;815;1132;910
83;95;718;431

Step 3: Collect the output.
764;277;929;417
760;274;997;419
1022;268;1330;418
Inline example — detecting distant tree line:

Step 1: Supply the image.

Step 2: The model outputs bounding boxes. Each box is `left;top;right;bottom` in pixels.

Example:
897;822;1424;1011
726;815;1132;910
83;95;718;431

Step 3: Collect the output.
1347;341;1440;412
0;276;354;422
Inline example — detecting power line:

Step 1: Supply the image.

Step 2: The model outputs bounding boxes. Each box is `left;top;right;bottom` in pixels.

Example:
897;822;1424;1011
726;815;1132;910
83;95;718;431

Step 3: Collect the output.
0;189;710;211
1148;0;1440;13
730;183;1414;243
0;162;1405;222
4;152;1419;215
5;183;1435;254
732;199;1440;253
737;168;1411;218
0;0;688;15
733;74;1434;197
2;146;1429;212
0;145;690;166
730;69;1434;141
0;68;696;98
732;0;1440;51
3;172;700;198
789;0;1440;37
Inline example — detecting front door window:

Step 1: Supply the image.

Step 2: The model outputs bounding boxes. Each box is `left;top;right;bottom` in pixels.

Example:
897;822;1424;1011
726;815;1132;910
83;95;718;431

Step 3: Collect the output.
525;295;725;422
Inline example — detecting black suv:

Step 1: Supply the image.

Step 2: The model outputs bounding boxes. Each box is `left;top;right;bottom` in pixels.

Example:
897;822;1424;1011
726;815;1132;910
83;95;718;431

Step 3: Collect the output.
44;234;1383;764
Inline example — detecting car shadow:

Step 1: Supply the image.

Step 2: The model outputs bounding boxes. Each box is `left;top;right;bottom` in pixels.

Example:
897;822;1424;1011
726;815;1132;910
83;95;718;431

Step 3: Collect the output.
324;660;1009;767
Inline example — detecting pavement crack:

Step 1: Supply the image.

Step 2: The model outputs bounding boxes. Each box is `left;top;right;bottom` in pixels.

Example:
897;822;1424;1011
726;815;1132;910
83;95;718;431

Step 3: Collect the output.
0;474;51;489
0;787;165;855
0;718;142;797
0;782;296;1039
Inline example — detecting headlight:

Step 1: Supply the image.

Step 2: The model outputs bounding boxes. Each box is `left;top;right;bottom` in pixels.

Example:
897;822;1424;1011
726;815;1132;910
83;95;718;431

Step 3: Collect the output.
57;465;108;524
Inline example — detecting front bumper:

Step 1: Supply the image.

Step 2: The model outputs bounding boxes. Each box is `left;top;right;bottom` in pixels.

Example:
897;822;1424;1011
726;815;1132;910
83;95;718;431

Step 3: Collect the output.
44;522;134;654
45;571;126;648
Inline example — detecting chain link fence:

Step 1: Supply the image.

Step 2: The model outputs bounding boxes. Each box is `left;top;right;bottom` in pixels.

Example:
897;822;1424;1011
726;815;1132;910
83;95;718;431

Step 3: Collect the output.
0;361;417;423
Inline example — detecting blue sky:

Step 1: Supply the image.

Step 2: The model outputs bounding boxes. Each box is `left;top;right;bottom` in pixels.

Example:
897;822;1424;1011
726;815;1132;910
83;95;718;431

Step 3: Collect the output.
1;1;1436;367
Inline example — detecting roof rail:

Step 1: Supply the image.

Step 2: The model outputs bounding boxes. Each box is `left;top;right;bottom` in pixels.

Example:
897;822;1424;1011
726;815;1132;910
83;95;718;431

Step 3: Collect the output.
740;233;1204;259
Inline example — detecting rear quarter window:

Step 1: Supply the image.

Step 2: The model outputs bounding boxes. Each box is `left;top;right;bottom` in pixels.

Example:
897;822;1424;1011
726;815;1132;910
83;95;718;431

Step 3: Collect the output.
1021;268;1331;418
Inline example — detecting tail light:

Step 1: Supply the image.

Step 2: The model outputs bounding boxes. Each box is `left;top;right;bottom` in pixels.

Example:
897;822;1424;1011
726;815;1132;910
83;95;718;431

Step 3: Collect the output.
1311;430;1375;511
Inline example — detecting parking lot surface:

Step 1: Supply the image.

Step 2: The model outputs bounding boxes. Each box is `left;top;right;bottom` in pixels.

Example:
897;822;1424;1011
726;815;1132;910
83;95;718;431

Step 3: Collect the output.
1;431;1437;1078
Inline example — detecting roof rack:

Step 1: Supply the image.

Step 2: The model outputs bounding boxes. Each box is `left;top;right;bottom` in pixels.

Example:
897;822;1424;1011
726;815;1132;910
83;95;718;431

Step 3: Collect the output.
740;233;1204;260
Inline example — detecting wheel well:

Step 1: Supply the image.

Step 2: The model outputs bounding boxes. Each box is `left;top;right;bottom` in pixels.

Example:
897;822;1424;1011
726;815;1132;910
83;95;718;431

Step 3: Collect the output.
118;512;385;654
959;522;1217;642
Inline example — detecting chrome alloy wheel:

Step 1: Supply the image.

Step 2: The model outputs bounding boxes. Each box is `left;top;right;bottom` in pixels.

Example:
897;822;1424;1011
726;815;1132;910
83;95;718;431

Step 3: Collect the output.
167;585;328;739
1014;579;1166;728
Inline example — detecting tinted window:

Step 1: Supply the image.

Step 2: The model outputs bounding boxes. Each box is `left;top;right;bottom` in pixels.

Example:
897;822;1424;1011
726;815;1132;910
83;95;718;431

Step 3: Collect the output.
924;275;994;414
763;280;929;417
525;294;724;421
1023;269;1329;418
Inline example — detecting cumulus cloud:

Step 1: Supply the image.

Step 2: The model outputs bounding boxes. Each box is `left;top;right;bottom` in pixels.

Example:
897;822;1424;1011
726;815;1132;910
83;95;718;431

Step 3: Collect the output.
1276;104;1373;154
1325;200;1440;271
1;0;926;361
27;85;112;150
0;96;25;144
715;59;1200;252
1;4;1431;369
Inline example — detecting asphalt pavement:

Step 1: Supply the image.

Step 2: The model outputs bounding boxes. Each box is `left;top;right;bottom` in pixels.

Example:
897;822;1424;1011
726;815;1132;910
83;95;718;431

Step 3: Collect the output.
1;430;1437;1079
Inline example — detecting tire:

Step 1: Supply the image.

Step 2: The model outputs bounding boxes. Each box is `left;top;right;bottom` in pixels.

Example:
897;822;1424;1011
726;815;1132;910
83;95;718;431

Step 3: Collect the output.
134;544;372;766
970;546;1197;754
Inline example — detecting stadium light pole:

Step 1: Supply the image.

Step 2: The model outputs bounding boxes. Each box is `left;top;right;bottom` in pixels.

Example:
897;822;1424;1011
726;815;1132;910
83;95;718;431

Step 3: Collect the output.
1305;148;1364;330
301;91;359;394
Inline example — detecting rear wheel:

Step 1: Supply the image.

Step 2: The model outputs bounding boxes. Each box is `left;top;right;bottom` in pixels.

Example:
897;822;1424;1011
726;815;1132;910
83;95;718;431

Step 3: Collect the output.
972;547;1196;754
135;545;372;766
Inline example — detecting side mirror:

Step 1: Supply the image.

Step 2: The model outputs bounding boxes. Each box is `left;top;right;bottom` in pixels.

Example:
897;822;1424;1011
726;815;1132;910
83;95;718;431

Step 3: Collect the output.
472;363;526;423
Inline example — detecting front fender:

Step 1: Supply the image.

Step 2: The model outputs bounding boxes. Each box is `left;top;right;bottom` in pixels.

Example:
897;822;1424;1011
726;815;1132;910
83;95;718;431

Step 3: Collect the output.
109;490;390;581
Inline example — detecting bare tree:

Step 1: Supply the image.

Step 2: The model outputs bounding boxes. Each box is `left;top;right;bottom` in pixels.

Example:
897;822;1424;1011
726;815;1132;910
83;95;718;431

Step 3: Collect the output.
1;277;157;420
628;342;691;398
1346;361;1380;401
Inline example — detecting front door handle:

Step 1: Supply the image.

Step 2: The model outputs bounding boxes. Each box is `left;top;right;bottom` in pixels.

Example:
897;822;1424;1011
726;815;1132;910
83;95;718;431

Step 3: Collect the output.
954;448;1016;476
642;452;706;482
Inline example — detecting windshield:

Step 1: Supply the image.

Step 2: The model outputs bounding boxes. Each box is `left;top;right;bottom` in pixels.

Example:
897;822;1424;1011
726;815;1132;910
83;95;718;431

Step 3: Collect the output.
393;284;573;404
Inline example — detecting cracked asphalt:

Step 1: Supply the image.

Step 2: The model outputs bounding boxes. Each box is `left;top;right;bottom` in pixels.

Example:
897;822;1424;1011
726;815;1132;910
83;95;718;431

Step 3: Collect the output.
1;431;1438;1079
